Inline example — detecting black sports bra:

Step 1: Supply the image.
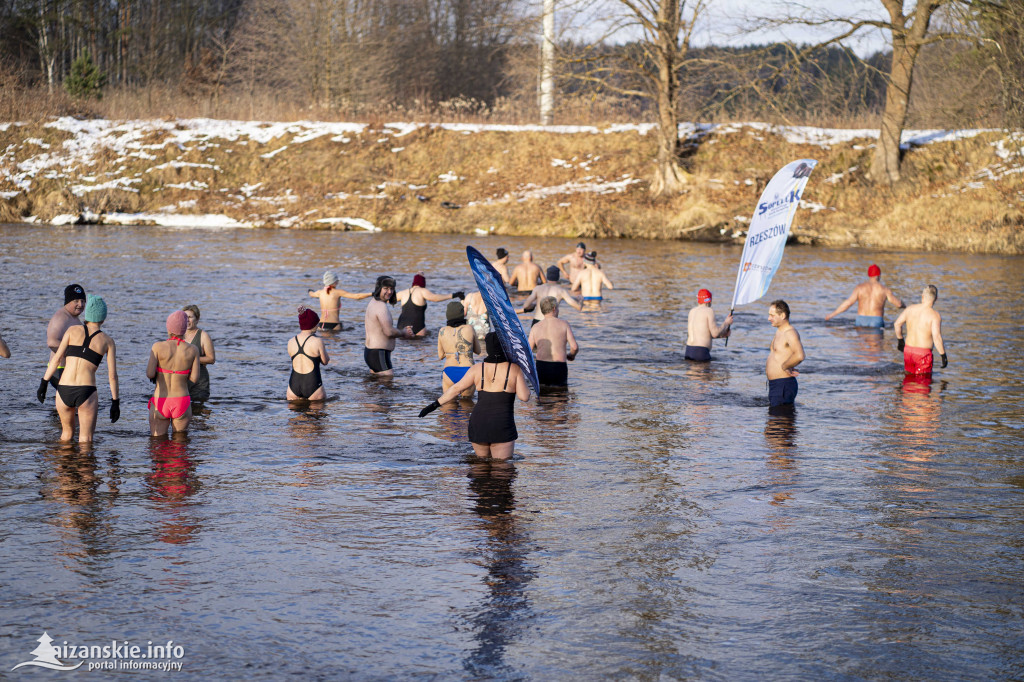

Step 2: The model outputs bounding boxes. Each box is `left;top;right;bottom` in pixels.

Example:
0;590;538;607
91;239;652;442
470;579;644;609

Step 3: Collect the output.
65;327;103;366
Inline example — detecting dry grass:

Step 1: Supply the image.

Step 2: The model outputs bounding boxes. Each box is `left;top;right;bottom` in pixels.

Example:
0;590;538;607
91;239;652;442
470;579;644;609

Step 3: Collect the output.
1;114;1021;253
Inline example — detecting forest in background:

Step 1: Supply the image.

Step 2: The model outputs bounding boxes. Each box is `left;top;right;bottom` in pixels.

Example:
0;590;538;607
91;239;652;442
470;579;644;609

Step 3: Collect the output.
0;0;1021;131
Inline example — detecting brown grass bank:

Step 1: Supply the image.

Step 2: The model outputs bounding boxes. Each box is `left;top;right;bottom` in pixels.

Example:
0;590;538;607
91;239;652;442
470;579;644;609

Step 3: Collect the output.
1;118;1021;254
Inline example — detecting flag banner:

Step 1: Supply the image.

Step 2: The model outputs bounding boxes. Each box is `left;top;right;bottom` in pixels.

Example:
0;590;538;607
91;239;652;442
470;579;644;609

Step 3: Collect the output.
731;159;817;309
466;245;539;395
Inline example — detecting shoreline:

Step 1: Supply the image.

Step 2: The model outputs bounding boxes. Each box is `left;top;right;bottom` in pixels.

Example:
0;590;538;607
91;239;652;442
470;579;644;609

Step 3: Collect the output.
2;117;1021;254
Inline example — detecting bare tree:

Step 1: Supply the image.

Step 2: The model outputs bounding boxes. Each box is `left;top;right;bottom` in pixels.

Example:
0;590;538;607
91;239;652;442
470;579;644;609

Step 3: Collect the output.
759;1;967;185
565;0;708;196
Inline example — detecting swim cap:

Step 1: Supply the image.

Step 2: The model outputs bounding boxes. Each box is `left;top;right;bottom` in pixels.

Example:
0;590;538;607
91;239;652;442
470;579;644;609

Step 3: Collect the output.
698;289;712;304
298;307;319;330
446;301;466;325
584;251;597;264
64;284;86;304
373;276;398;304
546;265;561;282
323;270;339;286
412;274;426;288
483;331;508;364
83;296;107;322
577;242;586;250
496;248;508;259
868;264;881;277
166;310;187;337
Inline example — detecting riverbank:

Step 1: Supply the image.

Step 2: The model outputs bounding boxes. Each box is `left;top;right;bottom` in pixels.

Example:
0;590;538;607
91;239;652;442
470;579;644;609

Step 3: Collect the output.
1;117;1021;253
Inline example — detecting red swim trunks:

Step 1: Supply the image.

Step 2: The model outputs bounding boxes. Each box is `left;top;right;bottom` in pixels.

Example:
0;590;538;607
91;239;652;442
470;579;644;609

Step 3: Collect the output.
148;396;191;419
903;346;933;375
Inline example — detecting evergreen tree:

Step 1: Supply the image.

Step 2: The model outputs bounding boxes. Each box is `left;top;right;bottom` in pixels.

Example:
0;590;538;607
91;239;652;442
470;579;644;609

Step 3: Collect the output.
64;51;106;100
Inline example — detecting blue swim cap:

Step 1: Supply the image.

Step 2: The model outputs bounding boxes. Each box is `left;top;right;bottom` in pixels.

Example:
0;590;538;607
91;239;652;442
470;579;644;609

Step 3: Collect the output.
83;296;107;323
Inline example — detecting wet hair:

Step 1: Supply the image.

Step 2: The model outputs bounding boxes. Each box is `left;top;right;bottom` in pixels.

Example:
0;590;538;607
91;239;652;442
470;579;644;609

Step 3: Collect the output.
540;296;558;315
496;248;508;259
373;276;398;304
923;284;938;301
182;304;201;321
483;331;508;363
769;299;790;319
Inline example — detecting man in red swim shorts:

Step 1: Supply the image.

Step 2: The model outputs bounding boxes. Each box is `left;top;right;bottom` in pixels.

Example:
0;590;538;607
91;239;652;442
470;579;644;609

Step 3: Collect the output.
893;284;947;375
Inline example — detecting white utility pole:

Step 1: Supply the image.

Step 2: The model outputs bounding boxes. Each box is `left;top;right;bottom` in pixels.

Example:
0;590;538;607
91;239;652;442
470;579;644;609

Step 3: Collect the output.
540;0;555;125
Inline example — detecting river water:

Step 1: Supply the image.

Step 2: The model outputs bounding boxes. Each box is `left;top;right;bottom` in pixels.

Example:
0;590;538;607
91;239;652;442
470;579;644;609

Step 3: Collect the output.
1;224;1022;679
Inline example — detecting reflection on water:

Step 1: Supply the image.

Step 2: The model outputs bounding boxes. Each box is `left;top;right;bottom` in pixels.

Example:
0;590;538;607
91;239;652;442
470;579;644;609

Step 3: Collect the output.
1;225;1023;678
146;438;201;545
464;459;534;678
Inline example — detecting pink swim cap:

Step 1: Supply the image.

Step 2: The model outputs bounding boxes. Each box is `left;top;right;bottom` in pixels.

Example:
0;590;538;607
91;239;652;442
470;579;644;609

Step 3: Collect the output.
166;311;187;337
698;289;712;304
412;274;426;288
868;264;881;277
298;308;320;330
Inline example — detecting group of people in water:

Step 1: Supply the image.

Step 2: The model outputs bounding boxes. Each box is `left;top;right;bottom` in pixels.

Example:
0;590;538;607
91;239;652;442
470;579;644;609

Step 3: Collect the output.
34;284;216;442
21;244;947;461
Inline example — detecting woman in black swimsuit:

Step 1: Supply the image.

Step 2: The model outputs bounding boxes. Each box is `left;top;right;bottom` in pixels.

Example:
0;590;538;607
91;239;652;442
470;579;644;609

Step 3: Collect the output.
395;273;464;337
418;332;531;459
39;296;119;442
287;308;330;401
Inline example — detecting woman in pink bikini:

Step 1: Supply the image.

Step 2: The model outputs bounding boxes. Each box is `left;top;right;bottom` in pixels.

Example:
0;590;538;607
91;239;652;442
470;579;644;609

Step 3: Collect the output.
146;311;200;437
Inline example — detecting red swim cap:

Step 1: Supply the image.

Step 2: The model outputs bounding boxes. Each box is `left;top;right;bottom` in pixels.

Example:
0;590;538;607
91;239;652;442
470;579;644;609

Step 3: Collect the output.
868;264;881;277
412;274;426;288
698;289;712;304
298;308;320;330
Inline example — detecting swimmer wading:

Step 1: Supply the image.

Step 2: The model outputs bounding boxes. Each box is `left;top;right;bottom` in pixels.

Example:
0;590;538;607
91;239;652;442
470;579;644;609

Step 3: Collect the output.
727;159;818;344
466;245;540;395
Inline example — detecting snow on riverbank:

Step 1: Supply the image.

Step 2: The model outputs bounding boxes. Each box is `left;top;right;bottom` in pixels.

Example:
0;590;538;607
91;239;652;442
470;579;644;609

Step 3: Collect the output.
1;116;1019;229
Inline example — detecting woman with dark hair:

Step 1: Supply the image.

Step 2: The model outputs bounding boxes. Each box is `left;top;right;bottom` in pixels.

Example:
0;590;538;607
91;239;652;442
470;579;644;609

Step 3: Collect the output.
419;332;531;460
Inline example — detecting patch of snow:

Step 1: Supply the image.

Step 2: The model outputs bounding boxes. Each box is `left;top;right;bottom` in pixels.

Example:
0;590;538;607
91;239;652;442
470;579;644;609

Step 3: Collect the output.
51;214;79;225
438;171;463;183
24;138;51;148
102;212;254;229
260;146;288;159
164;181;209;191
799;200;831;213
312;216;379;231
70;177;142;195
0;190;21;199
391;147;405;153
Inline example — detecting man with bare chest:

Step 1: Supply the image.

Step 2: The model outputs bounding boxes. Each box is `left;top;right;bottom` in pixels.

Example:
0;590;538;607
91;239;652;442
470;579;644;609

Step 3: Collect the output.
46;284;86;388
766;300;805;408
508;250;544;294
363;276;413;376
684;289;732;361
893;284;946;375
825;264;903;328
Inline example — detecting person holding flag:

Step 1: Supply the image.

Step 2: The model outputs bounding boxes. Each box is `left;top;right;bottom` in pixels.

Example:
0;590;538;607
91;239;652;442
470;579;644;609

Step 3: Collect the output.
685;289;732;362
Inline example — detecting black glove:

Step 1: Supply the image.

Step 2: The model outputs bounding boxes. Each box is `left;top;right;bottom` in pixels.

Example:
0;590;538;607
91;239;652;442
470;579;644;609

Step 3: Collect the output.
940;353;948;368
451;291;465;300
523;303;536;313
419;400;441;418
110;399;120;423
897;338;905;352
37;378;49;403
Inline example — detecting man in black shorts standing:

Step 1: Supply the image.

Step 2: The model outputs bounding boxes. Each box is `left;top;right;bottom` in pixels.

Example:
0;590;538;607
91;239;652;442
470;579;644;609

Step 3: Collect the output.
364;276;413;376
